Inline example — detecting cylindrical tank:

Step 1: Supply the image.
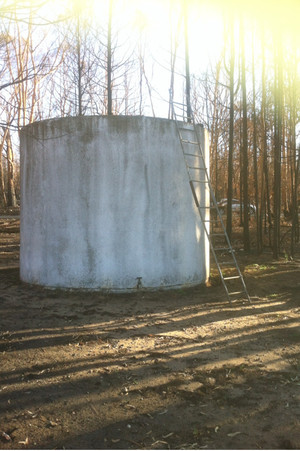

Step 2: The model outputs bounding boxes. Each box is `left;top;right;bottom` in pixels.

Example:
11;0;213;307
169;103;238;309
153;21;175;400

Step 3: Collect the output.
20;116;209;290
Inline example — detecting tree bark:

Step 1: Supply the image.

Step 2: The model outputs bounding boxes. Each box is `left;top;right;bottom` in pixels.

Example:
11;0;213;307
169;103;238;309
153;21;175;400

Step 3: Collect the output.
5;128;17;207
76;12;82;116
0;131;8;208
252;31;260;252
226;20;235;241
241;19;250;251
273;33;283;259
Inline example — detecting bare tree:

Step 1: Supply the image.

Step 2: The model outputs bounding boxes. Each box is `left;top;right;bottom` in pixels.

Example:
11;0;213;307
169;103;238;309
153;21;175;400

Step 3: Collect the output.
273;31;283;258
168;1;182;119
3;126;17;206
224;17;237;241
0;127;8;207
251;29;260;252
287;45;300;256
0;7;62;205
183;0;191;122
240;18;250;251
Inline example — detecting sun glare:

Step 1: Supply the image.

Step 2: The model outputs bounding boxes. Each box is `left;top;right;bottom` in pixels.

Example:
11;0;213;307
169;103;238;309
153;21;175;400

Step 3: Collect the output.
90;0;226;72
19;0;300;87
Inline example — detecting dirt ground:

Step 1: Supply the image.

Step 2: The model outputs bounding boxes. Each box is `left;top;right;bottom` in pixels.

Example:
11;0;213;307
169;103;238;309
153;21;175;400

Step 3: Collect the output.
1;216;300;450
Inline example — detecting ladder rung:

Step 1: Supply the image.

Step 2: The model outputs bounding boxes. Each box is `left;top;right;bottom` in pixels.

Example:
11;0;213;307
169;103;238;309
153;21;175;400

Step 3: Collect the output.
219;261;234;265
188;166;205;170
182;139;198;145
191;179;209;183
184;152;203;158
223;275;241;280
215;247;231;252
228;291;245;296
210;233;225;236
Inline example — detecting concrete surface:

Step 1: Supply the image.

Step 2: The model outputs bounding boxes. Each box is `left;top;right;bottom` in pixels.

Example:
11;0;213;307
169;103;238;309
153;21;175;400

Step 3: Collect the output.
20;115;209;290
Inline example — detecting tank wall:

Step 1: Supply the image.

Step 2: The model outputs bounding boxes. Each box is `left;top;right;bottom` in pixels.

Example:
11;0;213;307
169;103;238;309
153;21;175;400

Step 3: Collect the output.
20;116;209;290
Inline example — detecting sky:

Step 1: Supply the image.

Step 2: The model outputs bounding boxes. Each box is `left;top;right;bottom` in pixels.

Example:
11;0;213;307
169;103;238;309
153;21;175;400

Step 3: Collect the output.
4;0;300;120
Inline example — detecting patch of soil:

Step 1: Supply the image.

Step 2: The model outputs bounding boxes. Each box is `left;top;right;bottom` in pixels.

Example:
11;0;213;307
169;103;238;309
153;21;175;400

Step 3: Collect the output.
1;218;300;449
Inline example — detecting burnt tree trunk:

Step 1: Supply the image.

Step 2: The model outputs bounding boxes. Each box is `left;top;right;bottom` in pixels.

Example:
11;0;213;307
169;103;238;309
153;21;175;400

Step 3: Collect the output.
226;21;235;241
5;128;17;207
241;20;250;251
273;34;283;259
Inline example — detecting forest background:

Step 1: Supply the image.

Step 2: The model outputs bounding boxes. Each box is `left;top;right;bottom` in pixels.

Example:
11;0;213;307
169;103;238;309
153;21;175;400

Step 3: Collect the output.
0;0;299;259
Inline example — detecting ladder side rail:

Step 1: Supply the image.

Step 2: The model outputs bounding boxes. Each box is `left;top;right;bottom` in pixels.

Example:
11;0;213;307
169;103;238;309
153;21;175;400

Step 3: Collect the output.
185;109;232;241
175;104;227;233
190;141;251;302
172;107;230;239
200;184;251;303
172;108;197;183
172;102;227;239
190;180;247;303
174;107;233;302
172;102;251;303
188;110;248;270
190;182;233;303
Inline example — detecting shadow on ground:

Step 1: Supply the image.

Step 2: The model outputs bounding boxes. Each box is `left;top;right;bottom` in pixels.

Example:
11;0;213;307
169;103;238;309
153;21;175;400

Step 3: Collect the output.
1;255;300;449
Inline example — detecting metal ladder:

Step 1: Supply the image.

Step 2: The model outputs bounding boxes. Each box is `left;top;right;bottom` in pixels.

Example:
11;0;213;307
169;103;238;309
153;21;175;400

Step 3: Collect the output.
172;101;251;304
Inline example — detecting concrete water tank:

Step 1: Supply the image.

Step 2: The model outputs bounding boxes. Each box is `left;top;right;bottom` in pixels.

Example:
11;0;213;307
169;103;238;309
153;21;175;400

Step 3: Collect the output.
20;116;210;290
